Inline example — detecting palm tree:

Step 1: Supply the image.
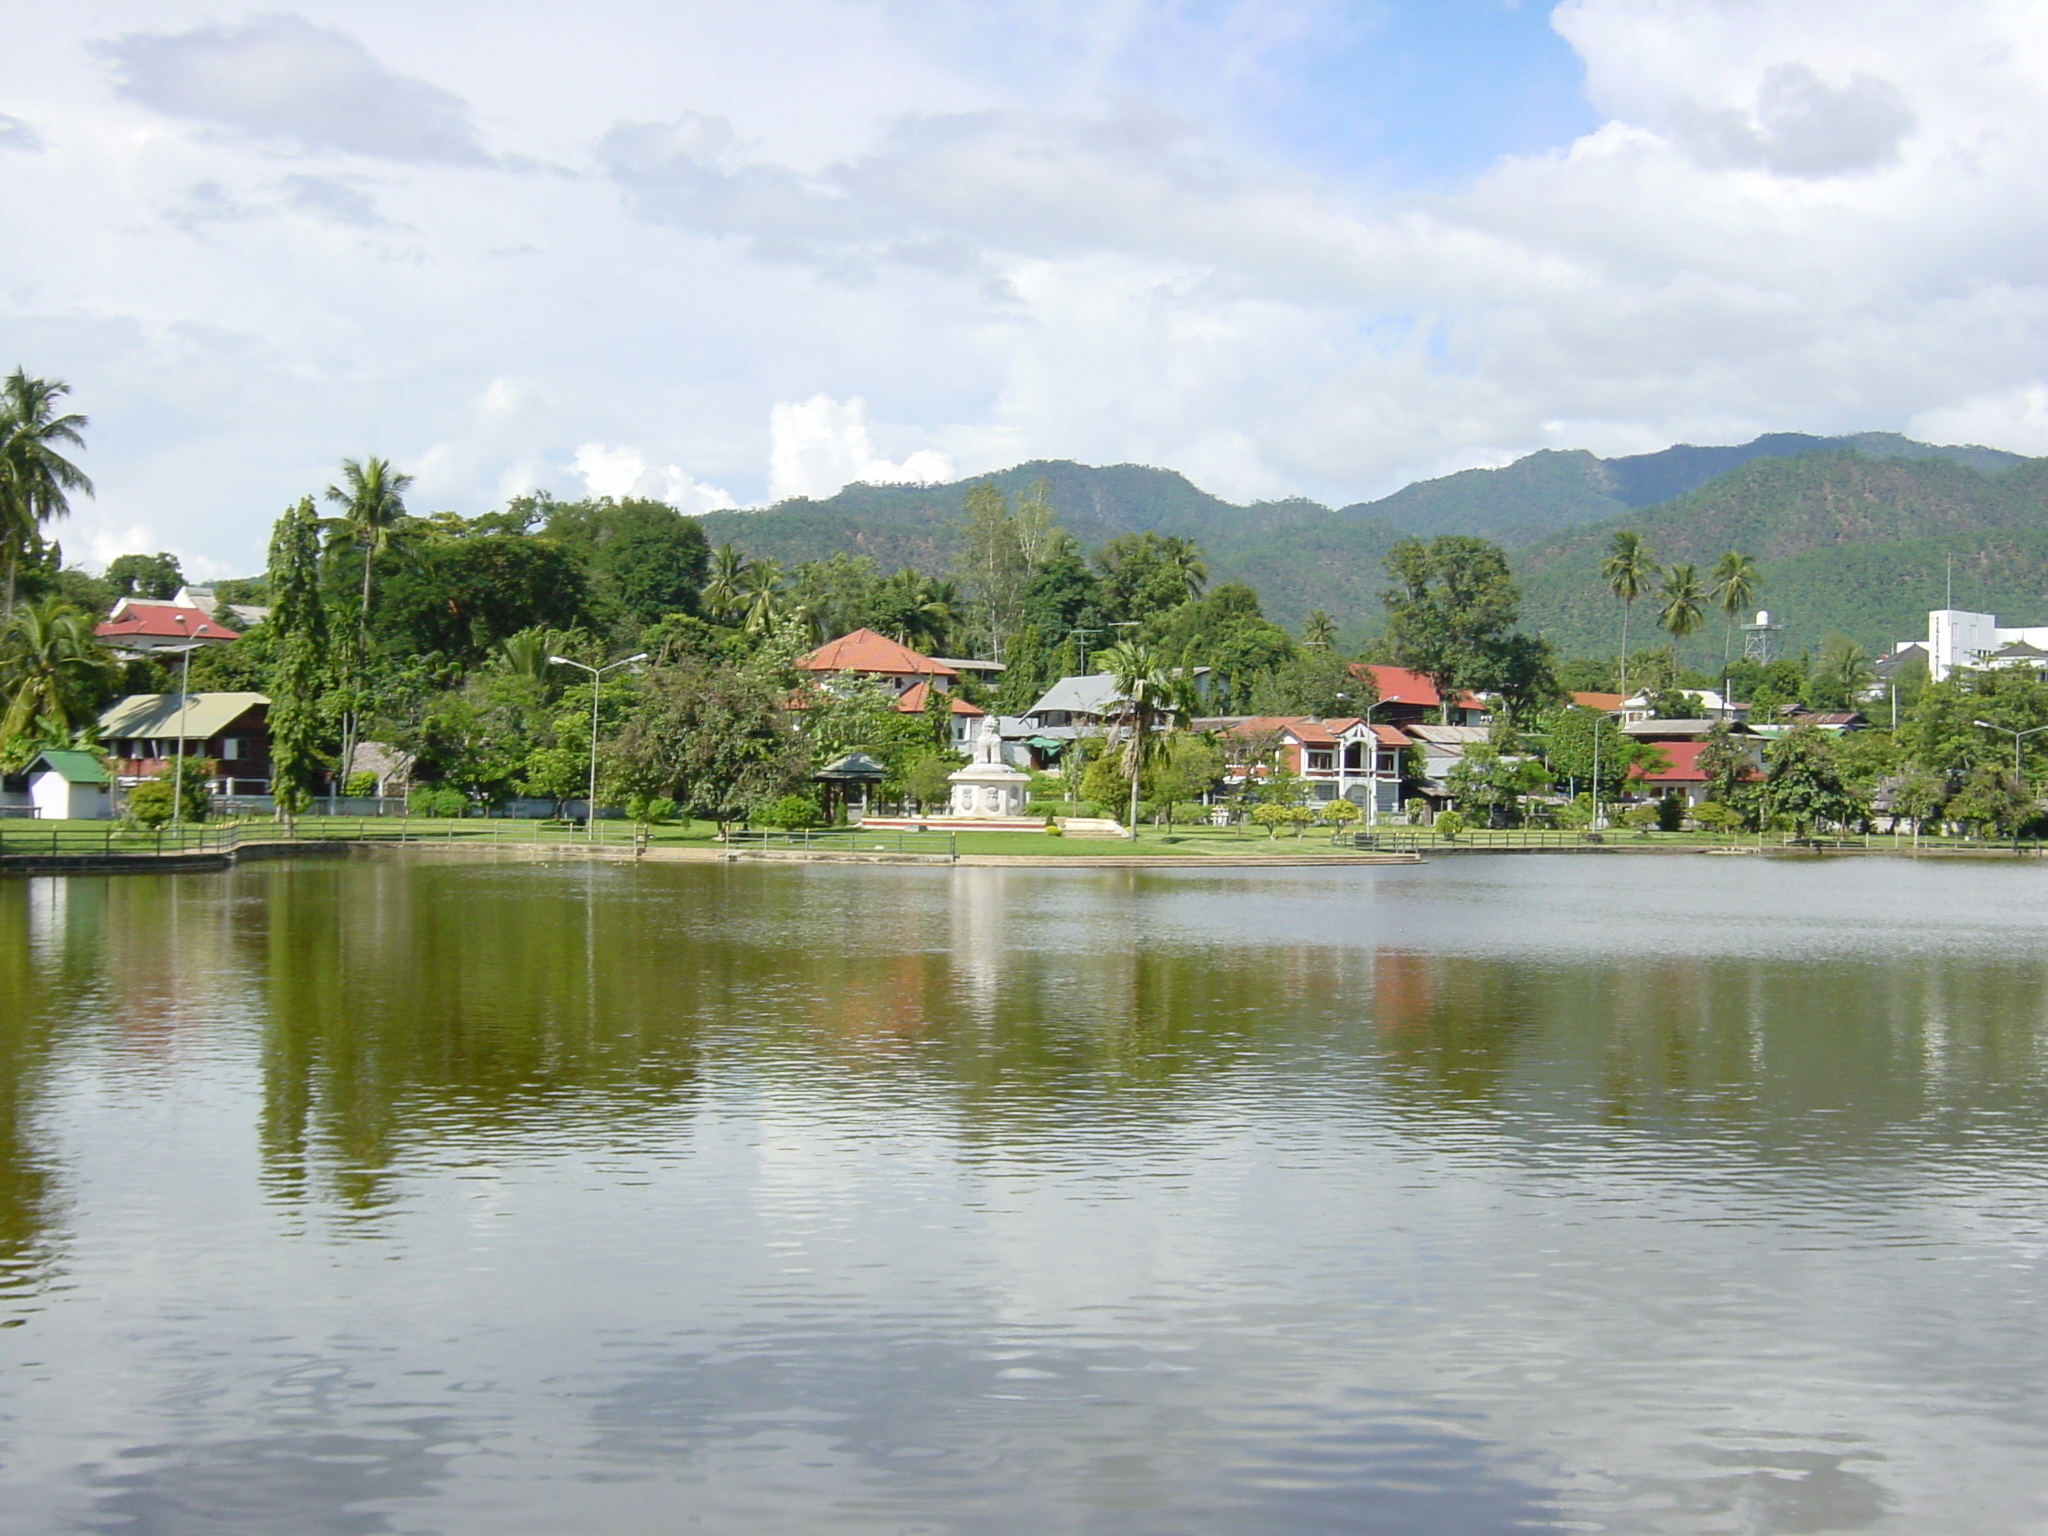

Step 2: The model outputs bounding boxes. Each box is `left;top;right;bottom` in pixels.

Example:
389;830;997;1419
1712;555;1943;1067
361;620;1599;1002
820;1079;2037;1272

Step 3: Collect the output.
1599;531;1656;695
1098;639;1191;831
1657;563;1707;670
0;370;93;619
1710;550;1759;679
702;544;748;624
877;568;954;651
1302;609;1337;650
1817;635;1875;707
322;456;414;779
739;558;784;634
0;599;117;742
1157;536;1208;602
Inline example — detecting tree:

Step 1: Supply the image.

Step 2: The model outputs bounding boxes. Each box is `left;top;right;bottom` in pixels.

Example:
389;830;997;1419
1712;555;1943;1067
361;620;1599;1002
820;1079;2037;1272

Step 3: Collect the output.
1248;649;1361;717
1318;797;1361;838
958;482;1027;660
1099;638;1191;828
0;599;117;743
1806;636;1875;711
540;496;710;629
1538;706;1635;800
1890;766;1946;840
906;754;956;812
607;662;809;834
1444;744;1547;827
1710;550;1759;677
1151;732;1225;815
323;456;414;780
1759;726;1861;838
739;558;784;634
702;544;748;624
265;498;330;821
1599;531;1656;695
1380;536;1523;720
105;552;186;601
0;370;93;619
1947;765;2031;839
1695;721;1755;807
1096;532;1208;625
1301;609;1337;650
1657;564;1706;669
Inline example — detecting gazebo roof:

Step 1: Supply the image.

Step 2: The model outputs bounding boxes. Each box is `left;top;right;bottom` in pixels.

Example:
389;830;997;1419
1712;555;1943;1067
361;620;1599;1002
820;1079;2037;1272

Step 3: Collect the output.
814;750;889;781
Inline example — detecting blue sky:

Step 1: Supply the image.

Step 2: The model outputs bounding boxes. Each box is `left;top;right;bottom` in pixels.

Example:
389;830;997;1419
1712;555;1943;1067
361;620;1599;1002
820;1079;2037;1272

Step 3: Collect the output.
2;1;2046;575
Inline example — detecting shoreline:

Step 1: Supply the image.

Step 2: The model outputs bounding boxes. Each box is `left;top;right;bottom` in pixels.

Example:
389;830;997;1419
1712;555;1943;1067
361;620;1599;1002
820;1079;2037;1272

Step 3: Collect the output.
7;837;2047;875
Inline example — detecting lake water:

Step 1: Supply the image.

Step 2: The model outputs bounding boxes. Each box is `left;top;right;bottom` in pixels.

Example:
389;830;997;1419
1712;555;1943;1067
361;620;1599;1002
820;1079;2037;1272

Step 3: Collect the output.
2;853;2046;1535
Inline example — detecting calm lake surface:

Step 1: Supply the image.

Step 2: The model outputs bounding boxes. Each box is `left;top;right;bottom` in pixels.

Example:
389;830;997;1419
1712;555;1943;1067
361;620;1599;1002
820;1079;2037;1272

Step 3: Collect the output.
2;853;2047;1535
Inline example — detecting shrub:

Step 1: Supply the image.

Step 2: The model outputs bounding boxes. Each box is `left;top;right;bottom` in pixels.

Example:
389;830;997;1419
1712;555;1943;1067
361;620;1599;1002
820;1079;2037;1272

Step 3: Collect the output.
1433;809;1465;840
755;793;822;830
1250;803;1290;838
1319;799;1362;833
1656;793;1686;832
625;795;677;825
1620;802;1661;832
1169;802;1213;826
343;771;380;797
1692;801;1743;835
124;779;175;828
408;785;468;819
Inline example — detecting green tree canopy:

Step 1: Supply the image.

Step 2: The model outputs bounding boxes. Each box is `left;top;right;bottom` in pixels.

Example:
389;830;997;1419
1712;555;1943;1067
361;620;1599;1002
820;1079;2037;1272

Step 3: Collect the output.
1380;535;1525;717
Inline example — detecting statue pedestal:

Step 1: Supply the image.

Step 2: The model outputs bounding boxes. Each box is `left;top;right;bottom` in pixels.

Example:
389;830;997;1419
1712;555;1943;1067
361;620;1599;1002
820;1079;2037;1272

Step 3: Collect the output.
945;759;1034;820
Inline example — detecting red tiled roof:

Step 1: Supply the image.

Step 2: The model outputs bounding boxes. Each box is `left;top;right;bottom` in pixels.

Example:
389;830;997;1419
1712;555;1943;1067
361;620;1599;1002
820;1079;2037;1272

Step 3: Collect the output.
1351;664;1440;708
1370;723;1410;746
1570;691;1626;712
95;604;239;642
1628;741;1756;783
795;628;955;679
1227;716;1336;745
895;679;984;716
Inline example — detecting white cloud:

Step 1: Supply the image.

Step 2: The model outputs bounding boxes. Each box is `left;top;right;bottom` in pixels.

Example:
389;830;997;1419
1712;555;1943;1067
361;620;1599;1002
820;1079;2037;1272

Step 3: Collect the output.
95;15;490;164
766;396;955;502
572;442;736;513
1910;385;2048;457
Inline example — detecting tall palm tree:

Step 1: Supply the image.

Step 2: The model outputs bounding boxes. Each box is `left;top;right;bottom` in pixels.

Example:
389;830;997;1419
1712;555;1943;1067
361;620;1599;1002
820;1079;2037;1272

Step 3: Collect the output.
1599;531;1656;695
322;456;414;779
739;558;784;635
1301;609;1337;650
876;568;954;651
0;370;93;619
0;599;117;742
1657;564;1707;671
702;544;748;624
1157;535;1209;603
1710;550;1759;678
1099;639;1191;831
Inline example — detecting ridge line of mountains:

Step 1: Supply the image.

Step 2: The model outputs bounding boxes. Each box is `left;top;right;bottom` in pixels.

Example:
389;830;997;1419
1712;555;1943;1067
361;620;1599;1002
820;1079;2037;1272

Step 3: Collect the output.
694;431;2048;660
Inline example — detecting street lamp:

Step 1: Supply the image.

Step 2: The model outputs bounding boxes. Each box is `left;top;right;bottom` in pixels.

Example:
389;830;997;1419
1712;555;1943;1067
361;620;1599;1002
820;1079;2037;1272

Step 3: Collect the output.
162;642;202;831
1972;720;2048;784
550;653;648;837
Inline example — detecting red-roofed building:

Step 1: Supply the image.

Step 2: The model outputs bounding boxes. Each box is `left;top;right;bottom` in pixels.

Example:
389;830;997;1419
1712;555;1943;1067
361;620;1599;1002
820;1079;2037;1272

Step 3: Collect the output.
895;678;986;753
1348;664;1489;726
1569;691;1626;715
1627;739;1759;806
95;599;241;658
1219;715;1410;815
795;629;956;695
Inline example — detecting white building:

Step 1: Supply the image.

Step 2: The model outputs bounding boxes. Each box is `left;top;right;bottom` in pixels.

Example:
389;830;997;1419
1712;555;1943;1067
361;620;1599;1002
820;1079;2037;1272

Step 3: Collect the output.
1919;610;2048;681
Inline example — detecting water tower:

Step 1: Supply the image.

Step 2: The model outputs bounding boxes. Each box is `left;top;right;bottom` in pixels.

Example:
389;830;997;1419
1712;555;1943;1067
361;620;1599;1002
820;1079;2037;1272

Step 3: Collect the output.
1741;609;1781;664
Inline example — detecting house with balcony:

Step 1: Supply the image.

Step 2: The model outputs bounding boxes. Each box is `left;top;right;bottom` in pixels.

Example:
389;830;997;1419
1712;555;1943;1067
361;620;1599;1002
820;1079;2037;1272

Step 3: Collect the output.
1213;715;1412;814
98;693;273;797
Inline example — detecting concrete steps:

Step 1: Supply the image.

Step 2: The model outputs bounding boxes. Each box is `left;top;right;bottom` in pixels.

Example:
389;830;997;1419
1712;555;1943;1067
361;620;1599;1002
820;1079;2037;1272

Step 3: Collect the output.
1055;817;1133;840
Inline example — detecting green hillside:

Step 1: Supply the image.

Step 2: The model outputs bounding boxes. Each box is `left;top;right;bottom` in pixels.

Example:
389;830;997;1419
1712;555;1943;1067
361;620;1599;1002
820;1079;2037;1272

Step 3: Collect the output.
688;439;2048;656
1515;452;2048;657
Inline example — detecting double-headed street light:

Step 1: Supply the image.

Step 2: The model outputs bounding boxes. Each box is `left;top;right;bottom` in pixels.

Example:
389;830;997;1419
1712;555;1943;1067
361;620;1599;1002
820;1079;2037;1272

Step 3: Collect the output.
161;642;202;831
1973;719;2048;784
550;653;648;837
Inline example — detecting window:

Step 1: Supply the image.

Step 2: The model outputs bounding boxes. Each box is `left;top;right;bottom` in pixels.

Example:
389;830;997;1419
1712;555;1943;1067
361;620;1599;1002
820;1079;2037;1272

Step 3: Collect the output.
1306;750;1335;772
220;738;243;761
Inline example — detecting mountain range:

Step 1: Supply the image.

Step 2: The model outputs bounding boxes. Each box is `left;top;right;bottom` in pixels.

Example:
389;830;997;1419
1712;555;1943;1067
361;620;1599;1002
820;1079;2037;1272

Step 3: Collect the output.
694;432;2048;662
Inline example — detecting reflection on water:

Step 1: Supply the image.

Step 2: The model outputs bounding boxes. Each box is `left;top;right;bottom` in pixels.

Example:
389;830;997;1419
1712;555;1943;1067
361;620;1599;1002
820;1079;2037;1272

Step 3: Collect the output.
2;855;2047;1534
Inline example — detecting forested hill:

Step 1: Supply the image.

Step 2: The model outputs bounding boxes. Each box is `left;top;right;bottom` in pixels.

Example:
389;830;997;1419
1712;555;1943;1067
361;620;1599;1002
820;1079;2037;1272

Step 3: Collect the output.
692;435;2043;647
1515;452;2048;658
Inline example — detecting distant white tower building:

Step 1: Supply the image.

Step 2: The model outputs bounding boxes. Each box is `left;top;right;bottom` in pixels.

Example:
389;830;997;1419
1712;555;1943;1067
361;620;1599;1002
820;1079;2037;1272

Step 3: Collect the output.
1740;610;1781;665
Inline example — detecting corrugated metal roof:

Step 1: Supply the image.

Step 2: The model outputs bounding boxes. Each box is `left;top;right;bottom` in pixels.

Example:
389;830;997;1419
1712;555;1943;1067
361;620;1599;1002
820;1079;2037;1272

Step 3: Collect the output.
99;693;269;740
1028;674;1126;717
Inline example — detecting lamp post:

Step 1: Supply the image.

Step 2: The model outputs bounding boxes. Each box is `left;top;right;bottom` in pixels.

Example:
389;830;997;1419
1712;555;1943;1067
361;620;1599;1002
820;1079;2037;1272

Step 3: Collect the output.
549;653;648;837
1972;720;2048;786
165;642;200;831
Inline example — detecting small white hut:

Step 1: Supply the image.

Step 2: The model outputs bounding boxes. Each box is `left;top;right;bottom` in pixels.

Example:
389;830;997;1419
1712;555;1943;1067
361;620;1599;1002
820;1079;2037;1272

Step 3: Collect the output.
26;751;114;821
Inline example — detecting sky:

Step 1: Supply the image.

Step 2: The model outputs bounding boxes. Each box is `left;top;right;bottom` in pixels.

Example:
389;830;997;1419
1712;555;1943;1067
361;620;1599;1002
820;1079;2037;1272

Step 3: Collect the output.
4;0;2048;578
